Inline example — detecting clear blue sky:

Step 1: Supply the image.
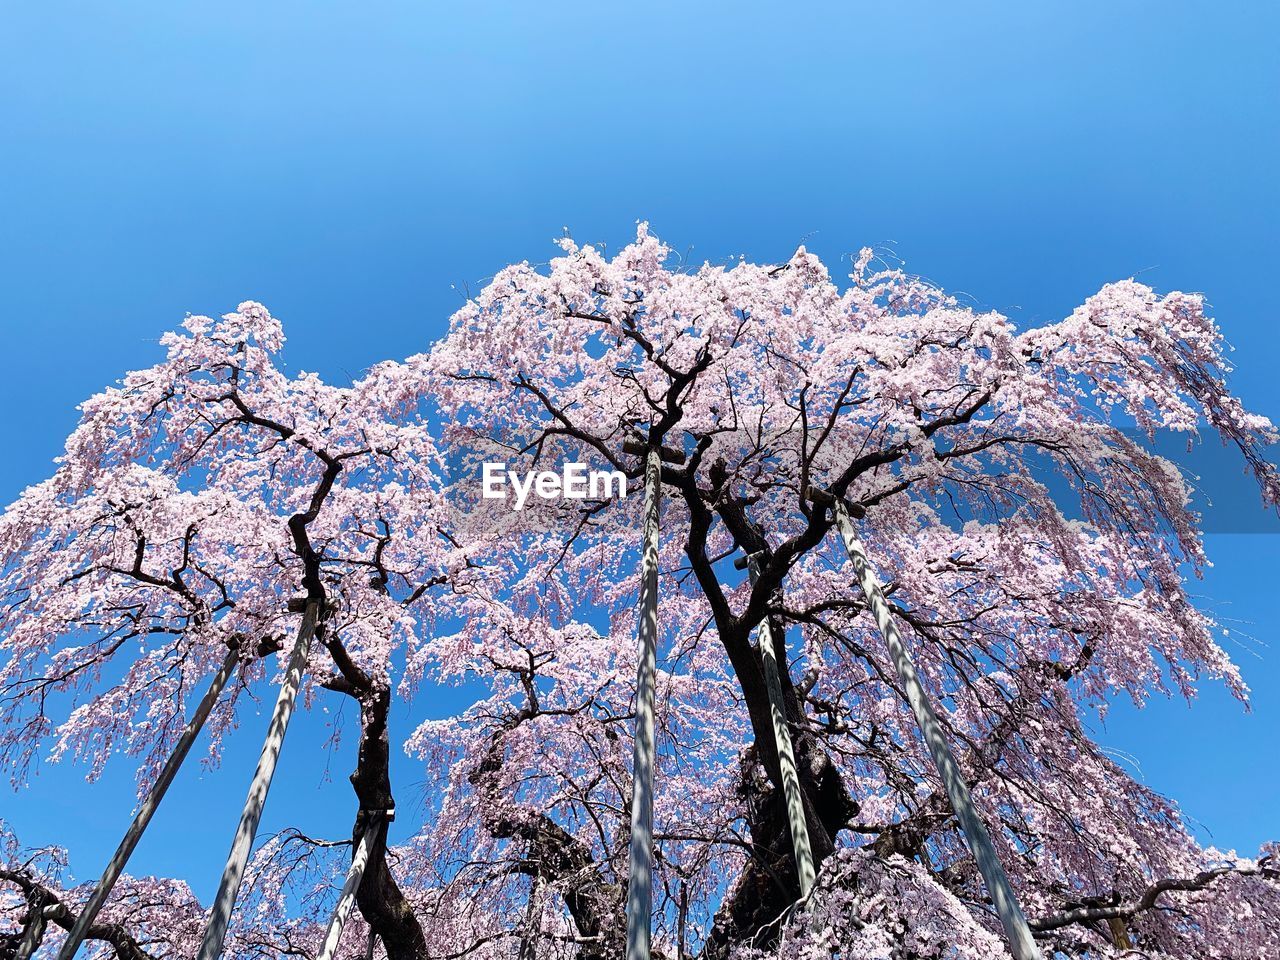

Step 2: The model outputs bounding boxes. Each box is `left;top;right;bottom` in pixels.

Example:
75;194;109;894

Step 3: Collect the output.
1;2;1277;900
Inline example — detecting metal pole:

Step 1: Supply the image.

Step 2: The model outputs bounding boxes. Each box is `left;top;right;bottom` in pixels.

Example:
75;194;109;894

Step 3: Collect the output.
743;554;815;897
827;498;1042;960
625;444;661;960
315;822;379;960
196;600;320;960
518;876;544;960
676;881;688;960
54;648;240;960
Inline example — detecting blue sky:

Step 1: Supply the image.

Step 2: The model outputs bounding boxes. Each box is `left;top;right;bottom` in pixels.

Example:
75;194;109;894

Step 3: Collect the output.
1;2;1277;900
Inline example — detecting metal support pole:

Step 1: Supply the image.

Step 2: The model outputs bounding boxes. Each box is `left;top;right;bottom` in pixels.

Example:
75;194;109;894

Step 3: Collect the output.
54;648;241;960
316;812;389;960
625;443;662;960
824;495;1042;960
196;599;320;960
518;876;545;960
740;553;815;897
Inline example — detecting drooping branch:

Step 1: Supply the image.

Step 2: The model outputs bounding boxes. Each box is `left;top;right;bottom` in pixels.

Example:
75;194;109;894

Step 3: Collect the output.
469;698;626;960
1030;858;1279;934
0;869;154;960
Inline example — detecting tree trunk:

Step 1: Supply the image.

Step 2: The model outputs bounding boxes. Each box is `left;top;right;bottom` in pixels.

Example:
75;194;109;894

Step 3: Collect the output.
349;685;429;960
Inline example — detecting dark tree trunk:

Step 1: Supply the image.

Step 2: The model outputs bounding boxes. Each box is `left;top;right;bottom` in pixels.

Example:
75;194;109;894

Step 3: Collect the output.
349;685;430;960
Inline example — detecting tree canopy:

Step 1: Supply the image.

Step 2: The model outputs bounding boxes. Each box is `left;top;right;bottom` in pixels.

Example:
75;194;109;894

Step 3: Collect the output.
3;228;1278;960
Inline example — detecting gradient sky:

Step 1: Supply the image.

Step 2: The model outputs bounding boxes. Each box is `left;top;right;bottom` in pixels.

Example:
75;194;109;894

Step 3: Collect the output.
1;2;1277;901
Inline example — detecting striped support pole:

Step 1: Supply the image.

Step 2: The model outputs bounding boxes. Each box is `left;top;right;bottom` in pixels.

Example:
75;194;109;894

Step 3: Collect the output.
315;814;387;960
821;492;1042;960
518;877;545;960
195;599;320;960
53;647;241;960
625;442;662;960
740;553;815;896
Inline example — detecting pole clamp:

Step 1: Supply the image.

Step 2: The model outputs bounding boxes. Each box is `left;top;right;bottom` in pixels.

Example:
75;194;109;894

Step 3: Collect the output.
354;808;396;830
804;485;867;518
623;435;687;464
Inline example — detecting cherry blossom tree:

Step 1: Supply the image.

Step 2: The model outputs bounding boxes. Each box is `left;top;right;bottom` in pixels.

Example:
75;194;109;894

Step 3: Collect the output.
0;304;474;958
409;227;1280;959
3;228;1280;960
